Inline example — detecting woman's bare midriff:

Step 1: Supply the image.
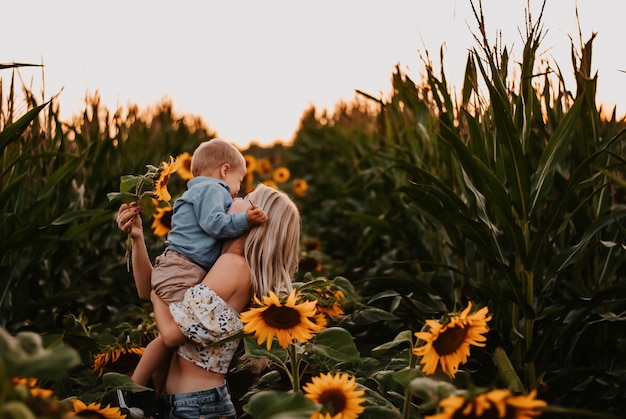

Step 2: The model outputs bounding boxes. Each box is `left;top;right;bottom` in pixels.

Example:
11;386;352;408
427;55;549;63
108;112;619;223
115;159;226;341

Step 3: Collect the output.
164;354;226;394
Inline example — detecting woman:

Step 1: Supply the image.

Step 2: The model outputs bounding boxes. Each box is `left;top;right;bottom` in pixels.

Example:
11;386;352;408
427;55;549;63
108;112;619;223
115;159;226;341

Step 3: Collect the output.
116;184;301;419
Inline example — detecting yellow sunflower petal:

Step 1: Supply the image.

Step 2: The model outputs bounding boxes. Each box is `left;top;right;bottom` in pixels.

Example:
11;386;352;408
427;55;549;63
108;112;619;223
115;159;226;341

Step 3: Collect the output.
413;301;491;377
239;290;322;349
151;206;173;237
304;372;365;419
176;152;194;180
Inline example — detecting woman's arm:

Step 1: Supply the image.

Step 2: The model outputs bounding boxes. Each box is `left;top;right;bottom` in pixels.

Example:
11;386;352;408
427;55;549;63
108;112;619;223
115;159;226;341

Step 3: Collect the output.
117;202;153;299
151;253;251;347
151;291;186;347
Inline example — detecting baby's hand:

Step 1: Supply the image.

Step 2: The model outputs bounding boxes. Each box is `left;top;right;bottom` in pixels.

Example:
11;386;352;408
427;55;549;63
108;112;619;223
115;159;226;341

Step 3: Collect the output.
246;205;268;226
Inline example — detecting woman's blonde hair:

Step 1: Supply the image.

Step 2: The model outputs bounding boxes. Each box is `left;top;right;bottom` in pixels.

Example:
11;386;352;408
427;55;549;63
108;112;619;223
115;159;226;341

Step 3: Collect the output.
244;184;301;299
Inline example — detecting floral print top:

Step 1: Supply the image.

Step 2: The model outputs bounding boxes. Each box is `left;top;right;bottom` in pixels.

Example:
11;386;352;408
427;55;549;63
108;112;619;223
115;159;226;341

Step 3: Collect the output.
169;284;243;374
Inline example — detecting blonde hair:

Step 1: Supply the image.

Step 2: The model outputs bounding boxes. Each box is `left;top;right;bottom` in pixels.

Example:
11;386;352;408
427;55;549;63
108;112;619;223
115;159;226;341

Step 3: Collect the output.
244;184;301;299
191;138;245;177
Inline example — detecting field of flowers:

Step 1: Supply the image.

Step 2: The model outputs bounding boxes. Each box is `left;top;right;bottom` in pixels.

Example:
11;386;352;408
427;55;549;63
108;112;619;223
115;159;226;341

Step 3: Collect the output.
1;5;625;419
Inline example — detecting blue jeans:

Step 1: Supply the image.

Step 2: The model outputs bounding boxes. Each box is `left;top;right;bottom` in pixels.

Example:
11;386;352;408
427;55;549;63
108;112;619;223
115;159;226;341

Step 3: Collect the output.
157;382;236;419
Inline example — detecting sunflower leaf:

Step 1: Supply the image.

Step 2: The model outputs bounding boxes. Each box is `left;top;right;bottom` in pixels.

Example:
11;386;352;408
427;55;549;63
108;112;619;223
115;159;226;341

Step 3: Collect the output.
243;336;288;365
308;327;360;362
242;390;318;419
371;330;414;357
102;372;153;393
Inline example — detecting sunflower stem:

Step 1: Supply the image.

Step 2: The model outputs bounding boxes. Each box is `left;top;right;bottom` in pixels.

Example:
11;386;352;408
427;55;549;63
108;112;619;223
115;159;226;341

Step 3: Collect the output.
288;343;301;393
402;333;421;419
125;234;132;272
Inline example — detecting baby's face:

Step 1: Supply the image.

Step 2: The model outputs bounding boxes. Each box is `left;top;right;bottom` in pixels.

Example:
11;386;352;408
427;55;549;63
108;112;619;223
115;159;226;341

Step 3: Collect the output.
223;165;246;196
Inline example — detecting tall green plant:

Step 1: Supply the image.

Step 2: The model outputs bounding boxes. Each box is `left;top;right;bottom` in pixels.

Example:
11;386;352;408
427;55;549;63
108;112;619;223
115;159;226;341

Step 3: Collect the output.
286;2;625;413
358;3;625;411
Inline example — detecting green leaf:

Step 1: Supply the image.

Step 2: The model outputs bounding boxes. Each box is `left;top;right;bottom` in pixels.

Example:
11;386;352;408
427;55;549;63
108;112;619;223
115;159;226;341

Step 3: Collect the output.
492;346;525;392
60;211;114;240
530;97;583;214
371;330;414;357
392;366;425;388
547;209;626;276
51;209;110;226
0;328;81;379
345;211;391;231
0;102;49;153
107;192;138;203
407;376;457;411
243;336;288;365
350;306;398;323
308;327;360;362
242;390;318;419
102;372;153;393
0;401;38;419
36;156;83;201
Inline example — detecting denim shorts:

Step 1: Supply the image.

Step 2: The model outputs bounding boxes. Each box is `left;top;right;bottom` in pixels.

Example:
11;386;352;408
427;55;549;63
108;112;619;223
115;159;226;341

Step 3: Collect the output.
157;382;236;419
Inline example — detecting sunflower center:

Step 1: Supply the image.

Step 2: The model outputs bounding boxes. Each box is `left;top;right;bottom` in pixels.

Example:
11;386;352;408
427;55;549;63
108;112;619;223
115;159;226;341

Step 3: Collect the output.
318;388;347;415
433;323;469;356
466;404;507;419
261;305;301;329
162;210;172;229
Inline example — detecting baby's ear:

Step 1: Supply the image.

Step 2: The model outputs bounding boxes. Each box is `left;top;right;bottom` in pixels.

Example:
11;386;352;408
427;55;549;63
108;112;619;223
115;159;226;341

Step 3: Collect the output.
220;163;230;178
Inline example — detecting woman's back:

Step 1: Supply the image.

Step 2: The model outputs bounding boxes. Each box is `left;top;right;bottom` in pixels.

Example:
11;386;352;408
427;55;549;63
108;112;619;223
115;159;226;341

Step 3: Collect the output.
164;247;251;394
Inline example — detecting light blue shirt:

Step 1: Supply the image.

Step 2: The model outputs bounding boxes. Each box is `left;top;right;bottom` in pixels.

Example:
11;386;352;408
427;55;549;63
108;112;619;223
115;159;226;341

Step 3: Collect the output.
166;176;249;269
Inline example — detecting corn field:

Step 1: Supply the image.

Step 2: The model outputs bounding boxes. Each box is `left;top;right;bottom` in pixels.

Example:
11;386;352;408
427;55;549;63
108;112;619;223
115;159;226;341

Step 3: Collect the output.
1;5;625;419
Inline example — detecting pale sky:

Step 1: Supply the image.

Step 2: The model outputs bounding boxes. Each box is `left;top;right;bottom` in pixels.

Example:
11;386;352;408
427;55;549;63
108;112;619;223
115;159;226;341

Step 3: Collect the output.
3;1;625;148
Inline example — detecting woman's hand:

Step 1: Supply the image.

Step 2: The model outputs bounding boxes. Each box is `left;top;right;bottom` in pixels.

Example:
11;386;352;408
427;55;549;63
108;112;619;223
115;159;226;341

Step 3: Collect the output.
116;202;143;239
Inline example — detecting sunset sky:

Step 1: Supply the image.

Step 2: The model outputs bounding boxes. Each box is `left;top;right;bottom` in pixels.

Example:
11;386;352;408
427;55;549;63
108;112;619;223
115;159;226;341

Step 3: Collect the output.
3;1;625;148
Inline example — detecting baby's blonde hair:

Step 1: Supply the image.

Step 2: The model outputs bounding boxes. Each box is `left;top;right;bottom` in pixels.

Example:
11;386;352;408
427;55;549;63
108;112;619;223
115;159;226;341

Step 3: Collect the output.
191;138;245;177
244;184;301;299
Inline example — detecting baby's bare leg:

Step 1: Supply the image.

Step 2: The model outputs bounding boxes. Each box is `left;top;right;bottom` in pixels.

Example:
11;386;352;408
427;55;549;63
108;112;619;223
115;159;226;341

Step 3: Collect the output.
132;335;174;390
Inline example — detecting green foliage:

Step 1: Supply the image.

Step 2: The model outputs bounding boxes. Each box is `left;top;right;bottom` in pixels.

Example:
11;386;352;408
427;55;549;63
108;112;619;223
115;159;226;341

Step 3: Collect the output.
2;3;625;417
286;3;625;415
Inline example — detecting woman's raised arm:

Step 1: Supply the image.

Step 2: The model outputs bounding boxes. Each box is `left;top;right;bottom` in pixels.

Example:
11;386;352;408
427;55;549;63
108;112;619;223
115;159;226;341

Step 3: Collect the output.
116;202;153;299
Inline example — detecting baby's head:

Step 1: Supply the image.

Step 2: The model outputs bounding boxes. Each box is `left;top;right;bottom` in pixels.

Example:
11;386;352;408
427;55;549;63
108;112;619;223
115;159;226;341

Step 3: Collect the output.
191;138;247;195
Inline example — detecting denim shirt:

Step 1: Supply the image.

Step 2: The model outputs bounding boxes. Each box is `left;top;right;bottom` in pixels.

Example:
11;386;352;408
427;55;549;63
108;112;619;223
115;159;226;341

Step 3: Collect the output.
166;176;249;269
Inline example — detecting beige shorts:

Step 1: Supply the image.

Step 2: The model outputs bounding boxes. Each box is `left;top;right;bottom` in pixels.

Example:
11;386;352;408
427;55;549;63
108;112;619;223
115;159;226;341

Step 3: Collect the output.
151;249;208;305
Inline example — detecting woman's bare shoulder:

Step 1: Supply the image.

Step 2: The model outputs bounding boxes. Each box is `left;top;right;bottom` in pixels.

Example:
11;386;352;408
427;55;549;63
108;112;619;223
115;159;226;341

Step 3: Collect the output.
202;252;250;299
215;252;248;270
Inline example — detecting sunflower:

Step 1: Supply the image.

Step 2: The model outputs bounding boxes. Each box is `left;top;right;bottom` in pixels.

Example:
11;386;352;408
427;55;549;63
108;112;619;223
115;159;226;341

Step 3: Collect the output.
93;346;145;377
151;206;173;237
316;290;345;319
242;172;255;194
244;155;257;175
299;256;322;272
240;290;321;349
302;238;321;251
263;180;278;189
71;399;126;419
153;156;180;202
256;158;273;176
303;372;366;419
293;178;309;197
176;151;193;180
425;389;546;419
413;301;491;377
311;312;329;330
272;167;291;183
13;378;54;399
